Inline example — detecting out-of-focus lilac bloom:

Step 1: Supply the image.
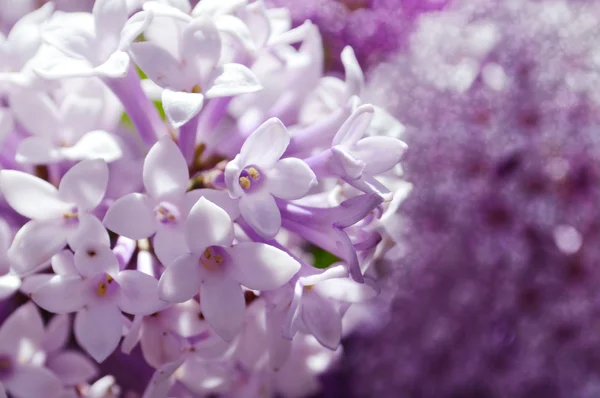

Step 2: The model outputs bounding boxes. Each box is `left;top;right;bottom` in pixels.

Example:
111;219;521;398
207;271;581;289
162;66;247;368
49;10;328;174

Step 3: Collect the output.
32;245;164;362
225;118;317;238
158;197;300;341
0;219;19;300
0;159;109;275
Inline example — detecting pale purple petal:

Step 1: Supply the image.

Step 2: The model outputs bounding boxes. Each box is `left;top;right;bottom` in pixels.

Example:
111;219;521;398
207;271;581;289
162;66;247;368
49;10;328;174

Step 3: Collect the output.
0;274;20;300
204;64;262;99
143;135;189;201
239;193;281;239
60;130;123;163
142;360;184;398
183;189;240;220
129;42;182;89
43;17;95;60
162;89;205;129
239;118;289;168
15;137;61;164
0;302;44;357
140;322;182;368
200;274;245;342
20;274;53;296
74;303;123;362
332;104;374;146
92;50;130;78
266;306;292;370
67;214;111;251
115;270;164;315
161;300;207;338
0;383;6;398
119;10;153;49
32;275;88;314
301;293;342;350
158;253;201;303
93;0;128;43
185;197;234;254
351;136;408;176
42;314;70;353
35;57;97;79
3;365;62;398
266;158;317;200
228;242;300;291
73;242;119;276
47;350;98;386
181;18;221;82
153;227;188;266
0;170;69;220
120;315;142;354
9;88;59;138
103;193;156;239
340;46;364;98
51;250;77;275
313;277;380;303
8;220;68;276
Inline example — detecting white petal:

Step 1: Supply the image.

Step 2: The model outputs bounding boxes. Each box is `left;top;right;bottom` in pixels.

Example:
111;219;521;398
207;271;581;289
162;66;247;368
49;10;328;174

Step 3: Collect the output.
42;314;71;353
340;46;364;98
31;275;88;314
20;274;53;296
0;170;68;220
158;253;201;303
200;274;244;342
35;57;98;79
9;89;59;138
266;158;317;200
115;270;164;315
0;302;45;357
162;89;205;129
352;136;407;176
313;277;379;303
74;303;123;362
239;117;289;168
332;104;374;146
103;193;156;239
67;214;110;251
93;0;128;44
129;42;182;88
183;189;240;220
8;220;68;276
0;274;20;300
59;159;108;211
73;242;118;277
3;365;63;398
119;10;153;49
228;242;300;291
181;17;221;82
205;64;262;99
185;197;234;254
15;137;62;164
143;135;189;201
93;50;130;78
191;0;245;16
153;227;188;266
301;293;342;350
47;350;98;386
60;130;123;163
239;193;281;239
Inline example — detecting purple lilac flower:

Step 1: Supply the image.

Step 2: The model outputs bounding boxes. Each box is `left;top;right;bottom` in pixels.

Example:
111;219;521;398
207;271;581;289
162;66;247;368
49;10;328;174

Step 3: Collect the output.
322;0;600;397
0;0;407;396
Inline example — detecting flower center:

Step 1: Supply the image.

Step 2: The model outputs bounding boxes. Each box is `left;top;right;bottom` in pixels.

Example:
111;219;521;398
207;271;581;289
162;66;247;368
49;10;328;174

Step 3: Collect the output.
238;166;264;193
94;273;119;299
153;202;180;225
199;246;228;272
62;206;79;225
0;354;14;379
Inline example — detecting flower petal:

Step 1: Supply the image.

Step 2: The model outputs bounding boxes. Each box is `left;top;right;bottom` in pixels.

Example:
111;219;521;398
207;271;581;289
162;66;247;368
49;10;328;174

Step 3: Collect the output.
351;136;407;176
20;274;53;296
35;57;97;79
129;42;182;89
59;159;108;211
0;274;20;300
143;135;189;201
67;214;111;251
266;158;317;200
181;17;221;82
93;50;130;78
119;10;153;49
0;302;45;358
204;64;262;99
162;89;205;129
183;189;240;220
73;242;118;277
0;170;68;220
200;274;244;342
332;103;374;146
8;220;68;276
74;303;123;363
228;242;300;291
340;46;364;98
32;275;88;314
47;350;98;386
239;117;289;168
42;314;70;353
239;193;281;239
93;0;128;44
313;277;380;303
301;293;342;350
266;306;292;370
103;193;156;239
153;227;188;266
3;365;62;398
15;137;61;164
115;270;164;315
158;253;201;303
60;130;123;163
9;89;59;138
185;197;234;254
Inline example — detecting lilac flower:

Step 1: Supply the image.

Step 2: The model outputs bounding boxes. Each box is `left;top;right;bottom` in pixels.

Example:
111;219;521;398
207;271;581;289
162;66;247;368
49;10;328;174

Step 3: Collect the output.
130;16;262;128
225;118;317;238
0;219;19;300
0;159;109;275
32;245;164;362
158;197;300;341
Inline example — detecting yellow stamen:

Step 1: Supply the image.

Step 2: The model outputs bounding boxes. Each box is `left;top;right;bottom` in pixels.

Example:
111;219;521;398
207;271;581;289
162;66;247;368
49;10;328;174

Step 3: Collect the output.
214;254;223;264
239;176;251;189
97;282;108;297
0;359;10;369
191;84;202;94
304;285;313;291
248;167;260;180
204;248;212;260
63;211;78;220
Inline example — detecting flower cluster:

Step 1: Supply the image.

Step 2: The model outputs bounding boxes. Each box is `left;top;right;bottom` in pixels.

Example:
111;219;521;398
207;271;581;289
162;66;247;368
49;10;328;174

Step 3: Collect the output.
323;0;600;397
0;0;407;397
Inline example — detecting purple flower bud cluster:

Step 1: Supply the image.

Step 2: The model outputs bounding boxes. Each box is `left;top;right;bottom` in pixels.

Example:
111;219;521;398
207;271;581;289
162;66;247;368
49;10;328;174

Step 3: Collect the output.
266;0;450;71
322;0;600;397
0;0;407;397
